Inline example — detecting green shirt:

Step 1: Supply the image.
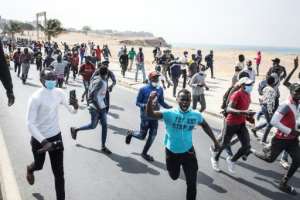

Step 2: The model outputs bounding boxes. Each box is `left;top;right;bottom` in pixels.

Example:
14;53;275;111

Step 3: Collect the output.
128;50;136;60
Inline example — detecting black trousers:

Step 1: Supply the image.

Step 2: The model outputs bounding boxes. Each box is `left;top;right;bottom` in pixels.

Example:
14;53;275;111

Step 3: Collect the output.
14;62;21;76
254;137;300;181
215;123;251;162
30;134;65;200
181;69;187;89
166;147;198;200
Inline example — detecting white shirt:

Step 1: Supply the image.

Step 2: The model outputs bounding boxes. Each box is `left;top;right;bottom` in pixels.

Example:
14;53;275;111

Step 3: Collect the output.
26;88;77;143
51;61;68;77
180;56;188;70
96;80;108;109
242;68;256;82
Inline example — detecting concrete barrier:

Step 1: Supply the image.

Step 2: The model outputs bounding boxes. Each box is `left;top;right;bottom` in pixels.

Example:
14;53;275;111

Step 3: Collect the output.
0;127;22;200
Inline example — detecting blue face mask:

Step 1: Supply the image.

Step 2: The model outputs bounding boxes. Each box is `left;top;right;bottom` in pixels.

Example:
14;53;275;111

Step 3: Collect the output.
245;85;253;93
45;80;57;90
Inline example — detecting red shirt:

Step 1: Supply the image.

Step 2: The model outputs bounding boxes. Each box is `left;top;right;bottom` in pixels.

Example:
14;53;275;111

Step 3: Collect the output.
226;89;251;125
256;54;261;65
80;63;95;81
95;48;102;59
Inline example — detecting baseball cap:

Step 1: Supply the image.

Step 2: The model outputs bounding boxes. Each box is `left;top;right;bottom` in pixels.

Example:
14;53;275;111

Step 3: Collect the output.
238;77;254;86
148;71;160;79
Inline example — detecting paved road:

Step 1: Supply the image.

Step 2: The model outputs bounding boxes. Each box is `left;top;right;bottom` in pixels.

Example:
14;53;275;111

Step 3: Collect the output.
0;65;299;200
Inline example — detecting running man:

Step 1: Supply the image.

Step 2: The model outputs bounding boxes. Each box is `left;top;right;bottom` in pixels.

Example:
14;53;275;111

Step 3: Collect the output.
146;89;219;200
26;69;78;200
126;71;172;161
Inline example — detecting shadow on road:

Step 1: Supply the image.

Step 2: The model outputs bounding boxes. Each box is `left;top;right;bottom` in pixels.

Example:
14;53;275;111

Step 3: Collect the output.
26;82;42;88
220;171;298;200
32;193;45;200
131;152;227;194
107;124;130;136
76;144;160;175
107;112;120;119
238;161;300;188
110;104;125;111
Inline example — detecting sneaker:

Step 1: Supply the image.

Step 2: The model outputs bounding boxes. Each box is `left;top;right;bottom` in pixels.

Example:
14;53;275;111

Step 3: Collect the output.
226;157;235;174
125;131;133;144
26;166;35;185
211;157;220;172
280;160;290;170
101;147;112;155
142;154;154;162
70;127;77;140
279;182;297;195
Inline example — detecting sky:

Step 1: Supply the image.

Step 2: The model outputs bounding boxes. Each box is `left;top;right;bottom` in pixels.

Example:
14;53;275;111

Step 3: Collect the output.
1;0;299;47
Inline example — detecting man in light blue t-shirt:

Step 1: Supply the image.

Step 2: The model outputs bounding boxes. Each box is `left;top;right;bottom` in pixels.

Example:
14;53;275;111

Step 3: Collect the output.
146;89;219;200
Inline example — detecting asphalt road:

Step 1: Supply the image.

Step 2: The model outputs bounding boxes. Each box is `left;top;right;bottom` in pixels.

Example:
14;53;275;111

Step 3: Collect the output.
0;64;299;200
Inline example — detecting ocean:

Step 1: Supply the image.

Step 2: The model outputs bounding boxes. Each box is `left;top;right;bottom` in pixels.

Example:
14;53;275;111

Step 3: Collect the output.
172;43;300;55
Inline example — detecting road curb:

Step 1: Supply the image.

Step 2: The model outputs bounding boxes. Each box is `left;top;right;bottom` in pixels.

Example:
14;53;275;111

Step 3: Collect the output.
0;127;22;200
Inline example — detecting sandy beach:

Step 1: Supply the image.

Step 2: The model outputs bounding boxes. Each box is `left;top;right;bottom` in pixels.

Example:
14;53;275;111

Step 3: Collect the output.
22;31;300;80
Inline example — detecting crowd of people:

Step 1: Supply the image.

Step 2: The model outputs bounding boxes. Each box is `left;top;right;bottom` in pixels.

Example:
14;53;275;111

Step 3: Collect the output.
1;37;300;200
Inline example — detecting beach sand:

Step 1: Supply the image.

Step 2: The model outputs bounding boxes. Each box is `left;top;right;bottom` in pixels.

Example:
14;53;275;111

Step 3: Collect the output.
23;31;300;80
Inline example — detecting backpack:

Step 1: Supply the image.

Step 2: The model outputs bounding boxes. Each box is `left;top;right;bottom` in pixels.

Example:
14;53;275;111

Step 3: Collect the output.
221;86;234;110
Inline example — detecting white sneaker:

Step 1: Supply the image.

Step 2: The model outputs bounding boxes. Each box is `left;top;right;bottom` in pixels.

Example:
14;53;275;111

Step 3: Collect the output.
280;160;290;170
226;156;235;174
211;157;220;172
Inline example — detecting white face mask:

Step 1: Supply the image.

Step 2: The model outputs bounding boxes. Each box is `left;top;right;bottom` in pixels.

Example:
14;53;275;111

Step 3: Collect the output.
151;82;159;88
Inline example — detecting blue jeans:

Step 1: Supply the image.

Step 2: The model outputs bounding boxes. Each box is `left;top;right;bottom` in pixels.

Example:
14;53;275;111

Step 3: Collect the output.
132;119;158;155
135;63;146;82
77;108;108;147
255;104;273;142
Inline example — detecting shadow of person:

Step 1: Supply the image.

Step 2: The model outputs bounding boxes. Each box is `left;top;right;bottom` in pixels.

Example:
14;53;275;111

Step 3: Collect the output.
26;82;42;88
220;171;298;200
107;124;130;136
237;161;300;188
131;152;227;193
32;193;45;200
110;104;125;111
107;112;119;119
76;144;160;175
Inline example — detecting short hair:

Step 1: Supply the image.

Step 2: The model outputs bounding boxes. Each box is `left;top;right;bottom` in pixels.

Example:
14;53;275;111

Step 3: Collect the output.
177;89;191;97
266;76;275;86
238;71;250;80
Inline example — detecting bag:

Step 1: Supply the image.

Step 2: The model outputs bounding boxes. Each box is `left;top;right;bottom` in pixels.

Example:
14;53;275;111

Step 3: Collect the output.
221;86;233;110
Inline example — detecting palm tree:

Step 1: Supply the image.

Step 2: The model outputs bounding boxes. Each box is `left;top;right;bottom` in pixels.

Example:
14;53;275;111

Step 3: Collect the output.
82;26;91;35
39;19;64;41
2;20;23;40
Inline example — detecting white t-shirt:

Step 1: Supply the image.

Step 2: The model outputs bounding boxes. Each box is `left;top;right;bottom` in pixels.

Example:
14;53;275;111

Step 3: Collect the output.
26;88;77;142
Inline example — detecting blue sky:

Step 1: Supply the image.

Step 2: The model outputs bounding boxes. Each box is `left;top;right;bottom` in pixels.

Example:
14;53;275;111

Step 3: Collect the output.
1;0;299;47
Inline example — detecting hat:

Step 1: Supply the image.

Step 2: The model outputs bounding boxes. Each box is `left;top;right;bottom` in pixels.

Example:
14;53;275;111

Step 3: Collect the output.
238;77;254;86
102;60;109;65
272;58;280;63
148;71;160;79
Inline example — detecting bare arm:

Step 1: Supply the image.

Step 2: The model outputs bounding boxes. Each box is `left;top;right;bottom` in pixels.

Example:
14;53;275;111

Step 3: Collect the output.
226;101;248;115
283;57;298;88
199;119;219;146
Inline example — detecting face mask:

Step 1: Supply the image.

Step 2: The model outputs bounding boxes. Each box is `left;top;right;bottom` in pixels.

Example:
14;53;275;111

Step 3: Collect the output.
245;85;253;93
45;80;56;90
151;82;159;88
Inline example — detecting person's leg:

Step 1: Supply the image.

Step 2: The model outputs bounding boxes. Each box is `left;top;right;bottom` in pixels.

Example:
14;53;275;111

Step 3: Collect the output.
215;124;237;161
211;66;214;78
141;63;146;82
285;140;300;180
81;81;88;102
132;119;149;140
165;148;181;180
14;62;17;72
182;148;198;200
253;137;285;163
128;59;133;71
135;64;139;81
231;125;251;162
199;94;206;112
256;64;259;76
49;149;65;200
281;151;289;162
76;109;99;132
182;69;187;89
142;120;158;156
192;95;198;110
17;63;21;77
98;109;108;148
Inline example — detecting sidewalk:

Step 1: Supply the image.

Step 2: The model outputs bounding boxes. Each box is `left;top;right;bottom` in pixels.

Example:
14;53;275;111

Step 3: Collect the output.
109;63;290;119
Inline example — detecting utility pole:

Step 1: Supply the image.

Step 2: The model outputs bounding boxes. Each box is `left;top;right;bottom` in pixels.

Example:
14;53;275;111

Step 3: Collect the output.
36;12;47;41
